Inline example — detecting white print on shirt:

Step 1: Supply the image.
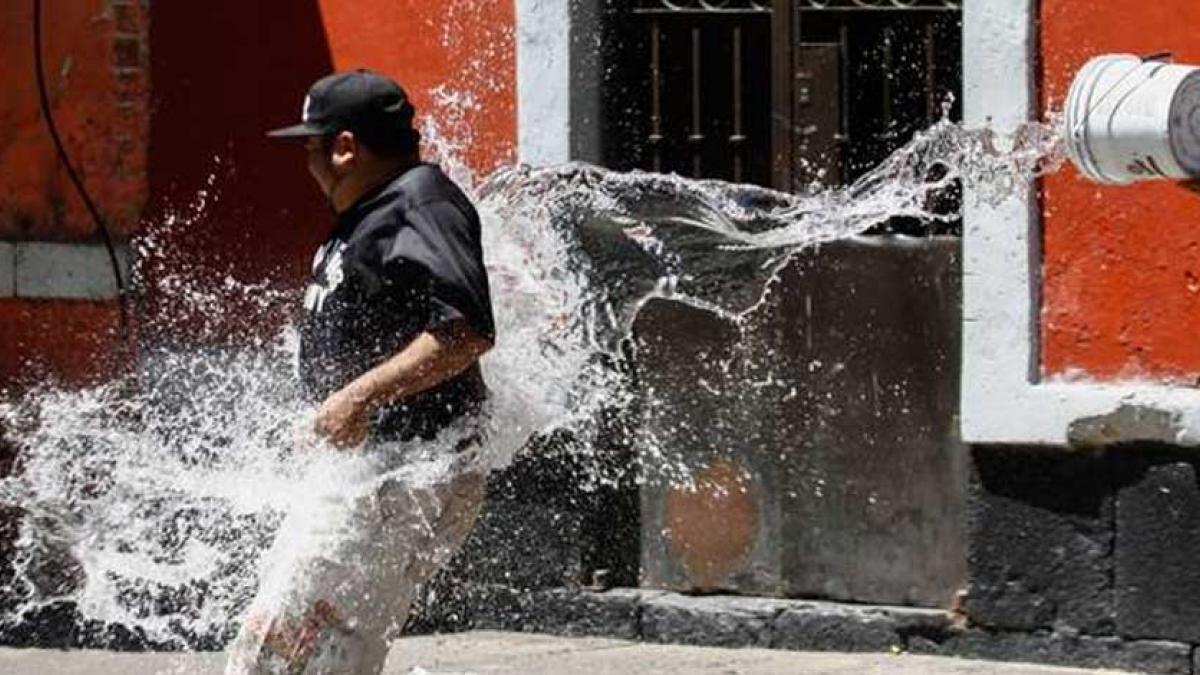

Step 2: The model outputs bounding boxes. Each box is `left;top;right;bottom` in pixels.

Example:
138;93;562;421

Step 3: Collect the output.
304;241;347;314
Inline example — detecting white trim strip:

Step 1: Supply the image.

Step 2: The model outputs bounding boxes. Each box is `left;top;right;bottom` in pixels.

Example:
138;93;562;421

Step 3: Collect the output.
516;0;572;166
0;242;13;297
961;1;1200;446
8;242;130;301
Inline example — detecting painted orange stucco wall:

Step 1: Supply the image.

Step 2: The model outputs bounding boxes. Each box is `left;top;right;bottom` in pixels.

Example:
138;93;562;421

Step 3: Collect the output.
315;0;517;175
0;300;123;388
0;0;146;389
0;0;146;241
1041;0;1200;382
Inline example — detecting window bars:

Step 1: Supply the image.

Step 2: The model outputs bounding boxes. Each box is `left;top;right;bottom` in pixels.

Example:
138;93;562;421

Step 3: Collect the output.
620;0;961;194
632;1;959;13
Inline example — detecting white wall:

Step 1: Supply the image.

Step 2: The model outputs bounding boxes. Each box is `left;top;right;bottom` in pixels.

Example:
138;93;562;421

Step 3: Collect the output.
516;0;572;166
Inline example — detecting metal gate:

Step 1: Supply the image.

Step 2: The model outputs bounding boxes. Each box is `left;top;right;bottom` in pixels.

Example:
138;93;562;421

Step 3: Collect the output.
613;0;961;193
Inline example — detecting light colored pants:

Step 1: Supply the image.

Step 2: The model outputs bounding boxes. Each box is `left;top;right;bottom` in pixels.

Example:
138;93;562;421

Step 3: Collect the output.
224;447;487;675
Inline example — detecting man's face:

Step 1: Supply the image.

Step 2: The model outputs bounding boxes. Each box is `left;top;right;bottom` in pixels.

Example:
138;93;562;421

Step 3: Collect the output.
304;131;361;200
305;136;336;197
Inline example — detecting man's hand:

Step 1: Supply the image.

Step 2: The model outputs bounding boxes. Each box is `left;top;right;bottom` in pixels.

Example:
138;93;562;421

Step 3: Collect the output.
313;320;492;451
314;386;372;449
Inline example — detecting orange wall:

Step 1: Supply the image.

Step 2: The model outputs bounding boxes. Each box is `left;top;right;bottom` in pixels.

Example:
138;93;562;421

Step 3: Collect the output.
315;0;516;175
1041;0;1200;382
0;1;146;389
0;0;146;241
0;299;123;388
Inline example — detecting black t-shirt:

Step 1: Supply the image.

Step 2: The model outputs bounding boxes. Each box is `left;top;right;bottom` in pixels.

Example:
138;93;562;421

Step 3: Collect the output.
298;163;495;442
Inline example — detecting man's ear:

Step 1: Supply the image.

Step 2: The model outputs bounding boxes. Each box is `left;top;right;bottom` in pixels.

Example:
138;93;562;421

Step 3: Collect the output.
330;131;358;171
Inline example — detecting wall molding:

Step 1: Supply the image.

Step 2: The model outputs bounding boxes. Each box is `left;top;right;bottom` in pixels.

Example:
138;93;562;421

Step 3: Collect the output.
0;241;130;301
961;0;1200;447
515;0;606;166
515;0;572;166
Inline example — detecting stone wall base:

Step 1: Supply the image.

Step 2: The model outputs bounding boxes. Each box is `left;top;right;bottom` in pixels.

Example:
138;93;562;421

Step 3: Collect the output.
412;587;1196;675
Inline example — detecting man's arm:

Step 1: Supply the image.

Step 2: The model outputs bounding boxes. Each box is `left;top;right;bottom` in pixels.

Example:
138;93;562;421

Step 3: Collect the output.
314;320;493;448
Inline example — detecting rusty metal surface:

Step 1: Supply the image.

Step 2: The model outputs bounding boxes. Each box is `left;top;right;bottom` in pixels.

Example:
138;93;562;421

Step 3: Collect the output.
793;44;843;186
634;237;965;607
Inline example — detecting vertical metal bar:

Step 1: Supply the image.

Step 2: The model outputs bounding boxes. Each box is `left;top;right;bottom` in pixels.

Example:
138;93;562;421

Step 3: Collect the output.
770;0;794;191
791;8;806;186
649;17;663;173
731;24;745;182
689;24;704;178
881;26;893;134
839;18;850;165
924;19;937;124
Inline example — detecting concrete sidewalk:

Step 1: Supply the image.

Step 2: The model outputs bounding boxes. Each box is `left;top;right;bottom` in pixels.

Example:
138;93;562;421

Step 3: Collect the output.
0;630;1132;674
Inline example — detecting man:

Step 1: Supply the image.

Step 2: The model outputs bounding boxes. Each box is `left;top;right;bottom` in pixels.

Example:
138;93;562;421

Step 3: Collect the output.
225;70;495;674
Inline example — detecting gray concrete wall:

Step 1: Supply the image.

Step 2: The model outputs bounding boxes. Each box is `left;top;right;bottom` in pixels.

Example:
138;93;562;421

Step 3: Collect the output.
634;237;967;608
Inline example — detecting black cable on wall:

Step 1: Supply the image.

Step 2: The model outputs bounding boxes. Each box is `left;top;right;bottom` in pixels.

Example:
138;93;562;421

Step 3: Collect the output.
31;0;132;340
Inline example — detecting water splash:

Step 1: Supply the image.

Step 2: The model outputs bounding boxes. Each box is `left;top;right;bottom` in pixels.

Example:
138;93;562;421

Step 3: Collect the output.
0;113;1065;648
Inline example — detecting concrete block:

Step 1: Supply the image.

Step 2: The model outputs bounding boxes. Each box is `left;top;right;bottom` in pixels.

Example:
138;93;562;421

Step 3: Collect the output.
14;243;130;300
0;243;12;297
912;630;1191;675
772;602;952;653
635;300;785;596
768;241;966;607
641;594;788;648
520;589;645;640
1115;460;1200;643
772;606;899;652
965;446;1115;634
636;239;967;608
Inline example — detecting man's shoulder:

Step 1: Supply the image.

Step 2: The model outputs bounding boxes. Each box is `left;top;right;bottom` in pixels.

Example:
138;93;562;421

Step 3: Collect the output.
349;164;477;245
350;167;443;223
391;163;469;207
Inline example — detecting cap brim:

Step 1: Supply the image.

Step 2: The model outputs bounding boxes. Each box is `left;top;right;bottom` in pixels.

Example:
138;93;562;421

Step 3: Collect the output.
266;122;327;138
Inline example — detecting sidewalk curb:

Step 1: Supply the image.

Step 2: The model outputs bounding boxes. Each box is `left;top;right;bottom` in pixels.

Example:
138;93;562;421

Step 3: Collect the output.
414;586;1193;675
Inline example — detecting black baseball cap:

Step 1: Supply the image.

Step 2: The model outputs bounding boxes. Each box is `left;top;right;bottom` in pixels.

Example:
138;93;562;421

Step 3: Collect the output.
267;69;415;139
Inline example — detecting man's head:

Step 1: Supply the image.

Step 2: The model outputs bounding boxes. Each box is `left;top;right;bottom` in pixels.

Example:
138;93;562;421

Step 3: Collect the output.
268;70;421;208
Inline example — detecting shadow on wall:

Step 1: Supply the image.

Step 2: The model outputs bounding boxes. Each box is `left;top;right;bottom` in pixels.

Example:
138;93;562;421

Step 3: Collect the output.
141;0;335;344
